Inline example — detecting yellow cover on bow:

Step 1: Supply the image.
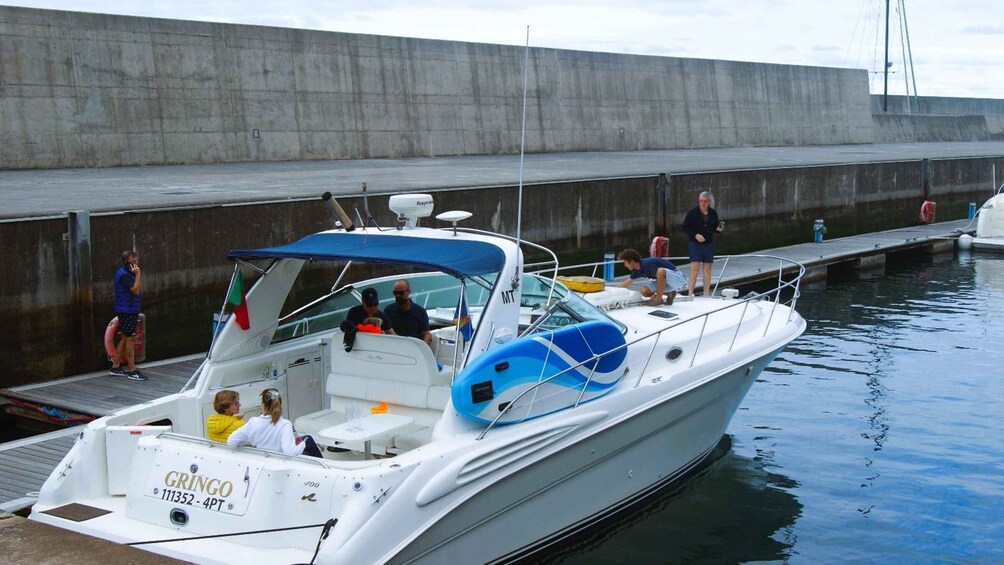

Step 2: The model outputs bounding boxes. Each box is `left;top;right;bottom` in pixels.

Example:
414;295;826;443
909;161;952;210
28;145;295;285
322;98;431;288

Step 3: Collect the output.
556;276;606;293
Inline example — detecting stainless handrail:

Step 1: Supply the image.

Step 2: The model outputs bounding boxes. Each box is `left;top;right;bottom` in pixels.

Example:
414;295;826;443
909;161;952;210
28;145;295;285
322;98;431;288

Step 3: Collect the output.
535;253;802;305
477;254;805;441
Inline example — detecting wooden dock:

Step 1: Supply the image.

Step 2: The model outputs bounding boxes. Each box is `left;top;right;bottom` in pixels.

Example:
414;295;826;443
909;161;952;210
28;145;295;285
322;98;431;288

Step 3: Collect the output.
0;355;203;512
2;355;203;418
0;219;969;512
704;218;968;290
0;428;78;512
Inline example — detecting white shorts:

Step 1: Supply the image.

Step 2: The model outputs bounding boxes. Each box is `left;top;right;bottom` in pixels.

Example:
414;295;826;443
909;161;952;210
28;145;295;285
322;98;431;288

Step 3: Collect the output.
646;268;687;293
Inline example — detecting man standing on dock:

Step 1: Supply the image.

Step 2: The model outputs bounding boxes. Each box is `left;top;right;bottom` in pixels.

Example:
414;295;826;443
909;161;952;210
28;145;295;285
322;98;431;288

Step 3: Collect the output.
109;250;146;381
683;191;724;297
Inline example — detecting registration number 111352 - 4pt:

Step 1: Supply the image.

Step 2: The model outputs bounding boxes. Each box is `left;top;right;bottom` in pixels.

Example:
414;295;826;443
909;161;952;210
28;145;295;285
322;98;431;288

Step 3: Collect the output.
159;488;227;511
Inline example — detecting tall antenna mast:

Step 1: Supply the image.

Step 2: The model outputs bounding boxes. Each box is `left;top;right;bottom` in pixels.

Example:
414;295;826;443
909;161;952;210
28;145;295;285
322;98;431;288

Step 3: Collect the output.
516;26;530;245
897;0;911;113
882;0;890;112
900;0;919;108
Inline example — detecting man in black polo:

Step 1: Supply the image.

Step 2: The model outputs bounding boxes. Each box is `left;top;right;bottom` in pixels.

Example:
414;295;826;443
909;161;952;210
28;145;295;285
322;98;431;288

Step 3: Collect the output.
384;279;431;346
345;287;394;334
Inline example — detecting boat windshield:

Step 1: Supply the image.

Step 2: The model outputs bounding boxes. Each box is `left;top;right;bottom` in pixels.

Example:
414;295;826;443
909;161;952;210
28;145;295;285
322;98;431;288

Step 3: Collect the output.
520;274;626;335
272;272;494;343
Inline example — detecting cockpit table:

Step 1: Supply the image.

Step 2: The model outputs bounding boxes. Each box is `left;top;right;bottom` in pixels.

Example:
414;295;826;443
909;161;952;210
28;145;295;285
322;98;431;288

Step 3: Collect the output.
317;414;414;459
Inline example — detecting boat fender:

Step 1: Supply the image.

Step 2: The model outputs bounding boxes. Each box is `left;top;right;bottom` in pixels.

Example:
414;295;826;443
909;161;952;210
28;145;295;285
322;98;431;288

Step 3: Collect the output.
649;236;669;258
920;200;936;224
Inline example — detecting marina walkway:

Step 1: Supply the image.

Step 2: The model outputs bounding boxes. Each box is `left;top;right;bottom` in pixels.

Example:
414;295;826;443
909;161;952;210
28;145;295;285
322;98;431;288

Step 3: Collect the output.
0;219;970;512
2;141;1002;219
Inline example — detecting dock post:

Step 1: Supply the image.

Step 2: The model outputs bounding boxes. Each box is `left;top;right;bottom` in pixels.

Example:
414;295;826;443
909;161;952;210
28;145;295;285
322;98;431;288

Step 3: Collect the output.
853;254;886;271
67;211;95;371
923;240;954;255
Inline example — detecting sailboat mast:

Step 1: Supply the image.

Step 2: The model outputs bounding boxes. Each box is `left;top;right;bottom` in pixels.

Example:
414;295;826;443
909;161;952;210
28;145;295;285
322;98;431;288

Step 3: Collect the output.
883;0;890;112
901;0;919;108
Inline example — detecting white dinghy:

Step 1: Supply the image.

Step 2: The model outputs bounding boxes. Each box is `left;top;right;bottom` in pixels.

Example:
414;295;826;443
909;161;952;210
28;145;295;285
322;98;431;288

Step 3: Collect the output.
31;195;806;564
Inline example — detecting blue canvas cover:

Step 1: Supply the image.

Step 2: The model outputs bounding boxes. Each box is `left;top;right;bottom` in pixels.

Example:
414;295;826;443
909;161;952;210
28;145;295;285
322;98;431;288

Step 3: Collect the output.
227;232;506;277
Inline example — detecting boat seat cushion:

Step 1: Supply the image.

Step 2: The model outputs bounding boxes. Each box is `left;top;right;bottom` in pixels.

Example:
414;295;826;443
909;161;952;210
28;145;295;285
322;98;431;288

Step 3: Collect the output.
293;333;451;450
330;333;446;386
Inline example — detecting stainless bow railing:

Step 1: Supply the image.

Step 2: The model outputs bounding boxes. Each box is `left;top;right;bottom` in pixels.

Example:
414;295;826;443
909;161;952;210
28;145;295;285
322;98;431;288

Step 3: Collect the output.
477;255;805;440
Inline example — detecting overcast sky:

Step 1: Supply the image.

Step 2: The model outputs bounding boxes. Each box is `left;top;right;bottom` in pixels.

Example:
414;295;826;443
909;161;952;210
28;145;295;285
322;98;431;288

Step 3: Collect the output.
5;0;1002;98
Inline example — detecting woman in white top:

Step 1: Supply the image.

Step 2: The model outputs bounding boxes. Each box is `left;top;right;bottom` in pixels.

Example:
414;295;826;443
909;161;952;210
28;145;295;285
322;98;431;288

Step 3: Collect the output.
226;388;322;457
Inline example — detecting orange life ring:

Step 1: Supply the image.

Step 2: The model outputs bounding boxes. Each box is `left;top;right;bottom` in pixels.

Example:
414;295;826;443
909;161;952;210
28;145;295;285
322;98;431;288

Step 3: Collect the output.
649;236;669;257
104;317;121;362
919;200;936;224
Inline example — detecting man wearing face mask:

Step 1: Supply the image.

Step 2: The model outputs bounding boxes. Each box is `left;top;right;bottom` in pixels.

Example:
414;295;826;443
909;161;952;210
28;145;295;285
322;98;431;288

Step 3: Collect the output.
384;279;431;346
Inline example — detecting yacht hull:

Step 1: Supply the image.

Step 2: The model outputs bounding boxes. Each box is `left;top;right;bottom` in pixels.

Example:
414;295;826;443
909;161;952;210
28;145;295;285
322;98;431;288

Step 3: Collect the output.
385;348;780;564
971;237;1004;252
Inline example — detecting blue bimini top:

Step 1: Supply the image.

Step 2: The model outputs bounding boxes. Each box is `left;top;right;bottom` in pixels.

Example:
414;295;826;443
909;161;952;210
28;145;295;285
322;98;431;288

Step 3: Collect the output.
227;232;506;278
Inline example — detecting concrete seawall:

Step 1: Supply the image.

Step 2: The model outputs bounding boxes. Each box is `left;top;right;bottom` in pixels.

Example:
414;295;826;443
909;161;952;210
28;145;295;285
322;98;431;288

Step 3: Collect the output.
871;95;1004;143
2;155;1001;387
871;95;1004;116
0;6;874;169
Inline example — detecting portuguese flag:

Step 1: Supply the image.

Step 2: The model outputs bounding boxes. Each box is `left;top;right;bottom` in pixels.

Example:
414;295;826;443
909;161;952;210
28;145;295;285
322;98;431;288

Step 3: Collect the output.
228;270;251;330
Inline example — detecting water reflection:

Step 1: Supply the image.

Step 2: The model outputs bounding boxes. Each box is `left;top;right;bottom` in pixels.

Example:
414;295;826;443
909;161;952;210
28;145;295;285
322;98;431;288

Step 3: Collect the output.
537;435;803;564
537;255;1004;563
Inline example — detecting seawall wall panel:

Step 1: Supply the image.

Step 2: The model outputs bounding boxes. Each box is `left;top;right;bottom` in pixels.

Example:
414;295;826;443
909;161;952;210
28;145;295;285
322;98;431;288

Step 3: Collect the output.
0;6;874;170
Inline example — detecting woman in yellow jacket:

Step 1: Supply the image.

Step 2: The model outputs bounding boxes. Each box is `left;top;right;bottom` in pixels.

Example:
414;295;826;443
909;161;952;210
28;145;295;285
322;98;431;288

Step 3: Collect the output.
206;390;244;442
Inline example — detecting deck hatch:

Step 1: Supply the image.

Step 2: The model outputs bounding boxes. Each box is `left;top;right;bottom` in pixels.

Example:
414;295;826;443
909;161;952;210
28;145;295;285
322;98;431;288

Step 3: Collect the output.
41;503;111;522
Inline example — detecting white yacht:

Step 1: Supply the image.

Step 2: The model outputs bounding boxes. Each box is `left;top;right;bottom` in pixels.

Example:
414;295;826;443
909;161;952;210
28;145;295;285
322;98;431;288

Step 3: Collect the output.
972;183;1004;251
30;194;807;564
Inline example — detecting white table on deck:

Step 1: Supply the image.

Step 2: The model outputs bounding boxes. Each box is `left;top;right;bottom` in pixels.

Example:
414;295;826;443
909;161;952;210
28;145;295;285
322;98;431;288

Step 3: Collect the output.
317;414;414;459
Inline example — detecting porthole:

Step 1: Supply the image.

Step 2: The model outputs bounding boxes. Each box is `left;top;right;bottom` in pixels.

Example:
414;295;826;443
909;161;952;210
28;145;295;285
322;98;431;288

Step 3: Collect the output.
666;347;684;361
170;508;189;526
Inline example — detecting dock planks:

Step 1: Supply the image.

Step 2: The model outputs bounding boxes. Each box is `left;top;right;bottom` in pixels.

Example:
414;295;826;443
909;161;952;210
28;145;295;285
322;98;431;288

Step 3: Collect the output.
2;355;203;417
709;219;969;290
0;428;78;512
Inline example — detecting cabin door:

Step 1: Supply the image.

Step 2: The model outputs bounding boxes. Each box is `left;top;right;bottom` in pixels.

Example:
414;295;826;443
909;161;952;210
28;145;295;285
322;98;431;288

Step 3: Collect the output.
283;348;324;422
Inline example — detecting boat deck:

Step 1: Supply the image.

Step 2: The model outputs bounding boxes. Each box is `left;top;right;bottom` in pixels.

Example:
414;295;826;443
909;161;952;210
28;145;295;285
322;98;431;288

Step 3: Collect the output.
0;220;970;512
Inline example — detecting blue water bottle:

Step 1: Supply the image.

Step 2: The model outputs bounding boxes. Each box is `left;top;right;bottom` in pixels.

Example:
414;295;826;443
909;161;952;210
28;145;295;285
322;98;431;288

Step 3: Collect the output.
603;252;615;281
968;202;977;220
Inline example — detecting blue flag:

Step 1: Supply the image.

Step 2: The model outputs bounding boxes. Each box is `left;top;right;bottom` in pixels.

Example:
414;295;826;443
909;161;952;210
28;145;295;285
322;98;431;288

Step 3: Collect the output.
453;292;473;342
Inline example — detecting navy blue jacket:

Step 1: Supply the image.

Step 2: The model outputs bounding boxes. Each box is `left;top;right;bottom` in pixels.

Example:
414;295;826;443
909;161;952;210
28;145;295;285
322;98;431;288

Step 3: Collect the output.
683;206;720;244
113;265;141;314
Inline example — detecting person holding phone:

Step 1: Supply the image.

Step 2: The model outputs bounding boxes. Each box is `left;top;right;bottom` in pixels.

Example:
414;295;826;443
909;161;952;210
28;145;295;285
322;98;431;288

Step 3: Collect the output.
109;250;146;380
682;191;725;297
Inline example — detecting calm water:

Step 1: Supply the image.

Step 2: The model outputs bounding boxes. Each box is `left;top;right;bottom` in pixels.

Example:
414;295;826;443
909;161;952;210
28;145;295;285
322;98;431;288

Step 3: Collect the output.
543;252;1004;564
